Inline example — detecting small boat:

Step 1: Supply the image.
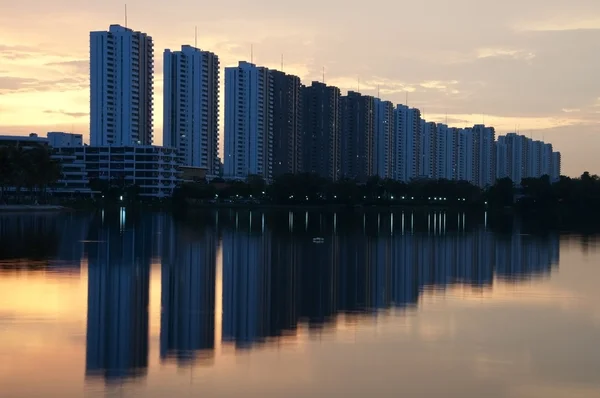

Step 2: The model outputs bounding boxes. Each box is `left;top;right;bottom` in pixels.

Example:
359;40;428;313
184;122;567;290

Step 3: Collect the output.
312;237;325;244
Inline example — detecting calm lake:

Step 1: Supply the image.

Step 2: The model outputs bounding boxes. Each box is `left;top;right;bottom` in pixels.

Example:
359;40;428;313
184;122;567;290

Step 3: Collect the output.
1;209;599;398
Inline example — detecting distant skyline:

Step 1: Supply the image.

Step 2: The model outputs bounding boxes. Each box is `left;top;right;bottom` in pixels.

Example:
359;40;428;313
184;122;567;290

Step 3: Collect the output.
1;0;599;176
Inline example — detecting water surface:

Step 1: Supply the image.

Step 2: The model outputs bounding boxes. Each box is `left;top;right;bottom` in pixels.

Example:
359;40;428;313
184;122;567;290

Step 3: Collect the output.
0;210;599;398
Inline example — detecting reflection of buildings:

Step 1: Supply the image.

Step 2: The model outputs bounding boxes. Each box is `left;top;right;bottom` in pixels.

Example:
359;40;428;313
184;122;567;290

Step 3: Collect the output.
219;211;561;347
85;211;152;382
160;224;216;365
0;213;91;271
222;223;272;347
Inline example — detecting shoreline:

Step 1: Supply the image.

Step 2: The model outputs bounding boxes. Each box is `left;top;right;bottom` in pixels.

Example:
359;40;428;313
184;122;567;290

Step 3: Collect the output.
0;205;69;212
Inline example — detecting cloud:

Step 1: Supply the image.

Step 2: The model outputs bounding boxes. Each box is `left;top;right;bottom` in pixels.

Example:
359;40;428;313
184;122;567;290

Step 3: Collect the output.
43;109;89;118
0;75;86;94
0;44;41;60
45;59;88;75
0;76;43;93
476;48;536;61
562;108;581;113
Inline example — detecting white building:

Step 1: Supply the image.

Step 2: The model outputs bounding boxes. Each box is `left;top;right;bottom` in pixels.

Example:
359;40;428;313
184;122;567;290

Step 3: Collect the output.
90;24;154;147
373;99;394;179
55;146;179;198
47;132;83;147
224;61;273;180
393;104;421;182
163;45;220;175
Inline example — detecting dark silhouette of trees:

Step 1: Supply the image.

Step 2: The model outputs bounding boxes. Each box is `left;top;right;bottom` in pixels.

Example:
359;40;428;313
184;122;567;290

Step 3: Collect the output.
0;145;61;203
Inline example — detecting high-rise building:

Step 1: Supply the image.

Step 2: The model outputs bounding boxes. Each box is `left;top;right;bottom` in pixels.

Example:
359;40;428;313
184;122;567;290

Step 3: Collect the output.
456;128;474;183
163;45;219;174
496;136;509;180
503;133;529;184
541;143;553;177
527;140;543;178
551;152;561;181
301;82;341;181
420;121;436;179
271;70;302;177
434;124;457;181
373;99;395;179
224;61;273;180
341;91;375;181
90;25;154;146
472;125;496;187
393;105;421;182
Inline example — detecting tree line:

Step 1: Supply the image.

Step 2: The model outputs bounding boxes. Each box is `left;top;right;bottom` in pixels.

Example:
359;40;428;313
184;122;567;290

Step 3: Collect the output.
175;172;600;214
0;145;62;204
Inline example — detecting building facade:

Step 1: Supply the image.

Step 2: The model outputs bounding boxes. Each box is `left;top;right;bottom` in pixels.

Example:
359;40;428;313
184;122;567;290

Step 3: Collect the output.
472;125;496;187
163;45;220;175
48;132;83;147
373;99;395;179
301;82;341;181
224;61;273;180
54;146;179;198
271;70;302;177
90;25;154;146
393;104;421;182
420;121;437;179
341;91;375;181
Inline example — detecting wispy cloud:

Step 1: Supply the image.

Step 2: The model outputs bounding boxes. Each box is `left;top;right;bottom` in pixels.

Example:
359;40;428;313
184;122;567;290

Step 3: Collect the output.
476;48;536;61
43;109;89;118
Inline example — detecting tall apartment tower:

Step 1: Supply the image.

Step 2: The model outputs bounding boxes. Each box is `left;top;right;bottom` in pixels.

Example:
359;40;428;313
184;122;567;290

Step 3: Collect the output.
472;125;496;187
527;140;543;178
301;82;341;181
434;123;456;180
224;61;273;180
341;91;375;181
541;143;553;177
271;70;302;177
551;152;561;181
373;99;395;179
496;136;509;180
163;45;220;174
502;133;529;184
420;121;437;179
393;104;421;182
456;128;474;183
90;25;154;146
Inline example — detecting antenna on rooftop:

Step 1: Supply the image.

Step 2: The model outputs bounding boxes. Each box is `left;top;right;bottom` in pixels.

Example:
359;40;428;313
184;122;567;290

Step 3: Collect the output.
281;54;284;71
251;44;253;63
195;26;197;48
322;66;325;83
358;77;360;92
377;84;380;98
405;92;408;106
124;4;128;27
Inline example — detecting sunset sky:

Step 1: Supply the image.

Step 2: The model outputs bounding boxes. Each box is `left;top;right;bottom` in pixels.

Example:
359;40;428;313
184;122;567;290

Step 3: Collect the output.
1;0;599;176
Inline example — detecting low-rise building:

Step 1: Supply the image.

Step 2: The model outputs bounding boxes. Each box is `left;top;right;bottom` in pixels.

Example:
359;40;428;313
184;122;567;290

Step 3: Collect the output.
55;146;180;198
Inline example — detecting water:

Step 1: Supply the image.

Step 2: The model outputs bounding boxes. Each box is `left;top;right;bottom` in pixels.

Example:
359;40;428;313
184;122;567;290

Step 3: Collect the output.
0;209;599;398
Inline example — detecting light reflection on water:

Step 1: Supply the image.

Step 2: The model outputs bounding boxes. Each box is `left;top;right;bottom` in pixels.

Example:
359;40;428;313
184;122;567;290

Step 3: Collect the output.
0;210;599;398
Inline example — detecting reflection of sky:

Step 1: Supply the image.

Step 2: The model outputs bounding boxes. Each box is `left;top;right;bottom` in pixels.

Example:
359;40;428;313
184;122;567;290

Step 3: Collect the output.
0;211;599;398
